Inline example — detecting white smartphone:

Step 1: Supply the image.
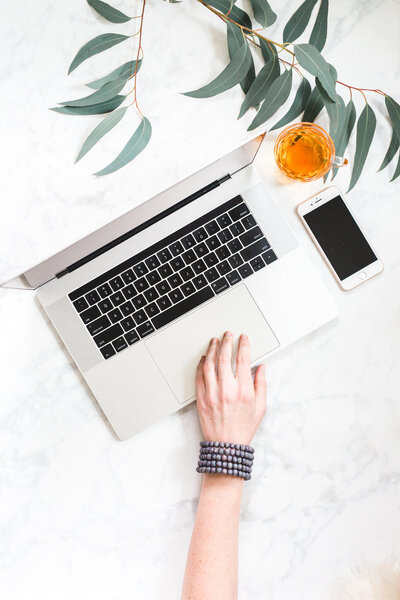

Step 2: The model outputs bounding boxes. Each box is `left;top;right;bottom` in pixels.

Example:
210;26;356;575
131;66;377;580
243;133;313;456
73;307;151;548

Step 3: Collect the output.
297;186;383;291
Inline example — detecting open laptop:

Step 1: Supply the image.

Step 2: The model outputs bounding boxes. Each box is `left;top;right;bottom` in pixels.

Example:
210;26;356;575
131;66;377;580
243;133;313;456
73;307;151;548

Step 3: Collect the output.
5;133;337;439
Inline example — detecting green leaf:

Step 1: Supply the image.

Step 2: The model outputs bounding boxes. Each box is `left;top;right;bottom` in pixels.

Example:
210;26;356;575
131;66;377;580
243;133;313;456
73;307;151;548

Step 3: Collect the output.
227;23;255;97
87;0;131;22
315;80;345;146
68;33;130;74
249;0;277;27
50;95;125;115
270;77;311;130
75;106;128;163
390;150;400;182
86;60;141;89
238;50;280;118
347;103;376;192
294;43;337;101
94;117;152;176
302;85;324;122
60;75;128;107
332;99;356;180
309;0;328;52
183;40;252;98
259;38;279;65
378;130;399;172
248;69;293;131
385;95;400;142
283;0;318;44
206;0;252;29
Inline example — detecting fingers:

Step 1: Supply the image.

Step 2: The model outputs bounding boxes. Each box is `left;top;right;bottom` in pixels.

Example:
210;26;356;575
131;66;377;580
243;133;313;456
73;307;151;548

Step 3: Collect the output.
254;363;267;416
217;331;234;379
236;333;252;383
196;355;206;400
203;337;219;395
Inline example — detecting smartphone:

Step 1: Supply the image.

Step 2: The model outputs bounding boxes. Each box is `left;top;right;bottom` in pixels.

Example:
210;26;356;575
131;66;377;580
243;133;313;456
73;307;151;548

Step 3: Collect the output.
297;186;383;291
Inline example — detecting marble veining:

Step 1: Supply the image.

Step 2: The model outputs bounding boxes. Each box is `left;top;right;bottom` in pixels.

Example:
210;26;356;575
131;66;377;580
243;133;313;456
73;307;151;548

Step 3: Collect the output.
0;0;399;598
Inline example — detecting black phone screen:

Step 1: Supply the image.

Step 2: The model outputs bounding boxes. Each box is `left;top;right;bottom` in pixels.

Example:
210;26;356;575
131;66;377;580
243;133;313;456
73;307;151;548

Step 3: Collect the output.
303;195;378;281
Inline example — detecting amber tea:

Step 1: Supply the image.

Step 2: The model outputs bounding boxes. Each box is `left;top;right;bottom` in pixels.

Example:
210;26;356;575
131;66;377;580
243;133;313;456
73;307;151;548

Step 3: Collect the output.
274;123;346;182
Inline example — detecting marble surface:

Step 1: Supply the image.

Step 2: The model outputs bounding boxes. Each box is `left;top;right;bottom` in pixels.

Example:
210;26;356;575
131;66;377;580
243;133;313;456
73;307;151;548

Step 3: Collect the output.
1;0;400;598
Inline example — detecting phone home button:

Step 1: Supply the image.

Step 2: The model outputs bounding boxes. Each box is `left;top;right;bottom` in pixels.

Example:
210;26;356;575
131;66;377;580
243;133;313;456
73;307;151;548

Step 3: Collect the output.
359;271;368;280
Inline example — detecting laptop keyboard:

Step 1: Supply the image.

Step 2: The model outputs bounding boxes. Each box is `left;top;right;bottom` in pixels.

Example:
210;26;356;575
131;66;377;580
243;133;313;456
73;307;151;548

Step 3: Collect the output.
69;195;277;360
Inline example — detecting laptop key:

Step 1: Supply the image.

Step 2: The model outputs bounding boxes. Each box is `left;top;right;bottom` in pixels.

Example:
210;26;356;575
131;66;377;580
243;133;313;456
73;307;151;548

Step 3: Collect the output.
212;277;229;294
180;266;195;281
193;274;207;289
80;305;101;324
153;287;214;330
168;273;183;289
145;302;160;318
241;238;270;262
229;203;250;221
242;214;257;230
170;241;184;256
100;344;116;359
217;229;233;243
181;234;196;249
121;316;135;332
194;242;208;258
169;289;184;304
145;255;160;270
94;323;123;348
204;252;218;267
137;321;155;338
239;226;263;247
121;269;135;285
193;227;208;242
182;249;197;264
228;253;244;269
110;276;124;291
216;246;230;261
205;220;219;235
113;337;128;352
229;221;245;237
125;329;140;345
192;259;207;274
205;267;219;282
157;248;172;263
144;288;159;302
132;294;146;310
98;298;113;313
238;263;253;279
156;281;171;295
120;300;135;316
97;283;113;299
87;315;111;336
217;213;232;228
146;270;161;286
181;281;196;297
108;308;123;323
217;260;231;276
158;263;173;278
157;295;172;310
227;270;241;285
171;256;185;271
85;290;100;305
122;284;137;299
73;297;88;312
133;262;148;278
228;238;242;253
110;291;125;306
250;256;265;271
134;277;149;293
133;309;147;325
206;235;221;251
262;249;278;264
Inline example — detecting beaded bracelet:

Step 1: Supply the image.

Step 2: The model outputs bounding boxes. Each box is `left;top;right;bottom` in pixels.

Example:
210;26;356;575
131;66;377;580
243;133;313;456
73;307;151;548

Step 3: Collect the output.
196;441;255;481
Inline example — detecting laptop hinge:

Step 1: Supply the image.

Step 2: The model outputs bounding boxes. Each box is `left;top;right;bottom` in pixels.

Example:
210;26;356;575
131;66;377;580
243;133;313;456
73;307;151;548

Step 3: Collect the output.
54;173;232;279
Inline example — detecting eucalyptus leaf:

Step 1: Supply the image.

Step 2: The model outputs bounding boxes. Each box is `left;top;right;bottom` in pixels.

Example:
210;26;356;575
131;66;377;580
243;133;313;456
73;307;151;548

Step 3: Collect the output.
206;0;252;29
283;0;318;44
294;43;337;101
378;130;399;172
302;85;324;122
385;95;400;142
249;0;277;27
95;117;152;176
75;106;128;163
238;51;280;118
309;0;328;52
347;103;376;192
227;23;255;97
68;33;130;74
270;77;311;130
315;80;345;146
259;38;279;65
60;75;128;107
86;60;141;89
332;99;356;180
248;69;293;131
50;95;125;115
87;0;131;23
183;40;252;98
390;150;400;182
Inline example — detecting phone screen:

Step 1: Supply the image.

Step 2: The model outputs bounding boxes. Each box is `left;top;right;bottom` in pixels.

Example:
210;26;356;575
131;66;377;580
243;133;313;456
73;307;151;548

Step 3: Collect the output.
304;195;378;280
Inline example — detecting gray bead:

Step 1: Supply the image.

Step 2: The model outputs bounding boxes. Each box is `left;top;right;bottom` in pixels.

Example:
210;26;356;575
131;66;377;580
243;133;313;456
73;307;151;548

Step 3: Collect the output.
240;444;245;451
206;461;211;467
237;457;242;464
230;443;235;449
227;456;232;462
222;469;227;475
216;461;222;467
217;467;222;473
211;467;216;473
233;469;238;476
215;441;220;447
222;454;227;461
228;470;233;476
222;462;227;468
219;448;224;454
235;444;240;450
232;456;237;463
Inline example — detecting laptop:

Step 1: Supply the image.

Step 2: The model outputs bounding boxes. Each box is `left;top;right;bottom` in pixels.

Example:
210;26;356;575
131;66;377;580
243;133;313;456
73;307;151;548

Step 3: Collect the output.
6;133;337;439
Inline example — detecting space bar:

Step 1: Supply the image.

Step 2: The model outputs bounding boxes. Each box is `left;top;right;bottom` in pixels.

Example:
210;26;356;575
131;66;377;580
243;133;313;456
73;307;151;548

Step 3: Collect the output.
152;287;214;330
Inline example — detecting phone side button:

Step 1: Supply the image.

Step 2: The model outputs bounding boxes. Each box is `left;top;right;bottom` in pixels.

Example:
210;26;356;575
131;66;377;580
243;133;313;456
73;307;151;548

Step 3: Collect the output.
359;271;367;280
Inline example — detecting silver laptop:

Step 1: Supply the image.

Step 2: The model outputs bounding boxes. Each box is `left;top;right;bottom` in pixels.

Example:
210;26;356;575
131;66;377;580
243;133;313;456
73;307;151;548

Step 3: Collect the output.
6;133;337;439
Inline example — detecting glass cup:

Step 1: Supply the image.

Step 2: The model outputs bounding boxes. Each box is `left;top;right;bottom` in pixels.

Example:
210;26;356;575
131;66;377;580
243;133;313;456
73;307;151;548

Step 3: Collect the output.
274;122;347;182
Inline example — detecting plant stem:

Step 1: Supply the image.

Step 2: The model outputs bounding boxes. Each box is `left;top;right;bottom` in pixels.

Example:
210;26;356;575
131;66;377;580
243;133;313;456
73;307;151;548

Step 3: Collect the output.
127;0;146;116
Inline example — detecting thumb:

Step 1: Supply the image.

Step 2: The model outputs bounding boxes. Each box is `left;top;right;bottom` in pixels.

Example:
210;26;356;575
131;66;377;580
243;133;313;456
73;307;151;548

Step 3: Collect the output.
254;363;267;415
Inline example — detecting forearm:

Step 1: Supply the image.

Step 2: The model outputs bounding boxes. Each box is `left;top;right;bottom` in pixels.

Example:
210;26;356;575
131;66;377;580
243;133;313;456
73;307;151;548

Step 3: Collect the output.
182;474;244;600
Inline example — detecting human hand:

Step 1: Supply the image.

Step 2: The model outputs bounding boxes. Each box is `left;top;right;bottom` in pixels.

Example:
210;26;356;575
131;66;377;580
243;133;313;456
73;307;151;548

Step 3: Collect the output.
195;332;267;445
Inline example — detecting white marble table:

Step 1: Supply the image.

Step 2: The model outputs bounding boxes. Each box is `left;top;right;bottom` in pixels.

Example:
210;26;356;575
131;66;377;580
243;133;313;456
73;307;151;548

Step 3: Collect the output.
1;0;399;598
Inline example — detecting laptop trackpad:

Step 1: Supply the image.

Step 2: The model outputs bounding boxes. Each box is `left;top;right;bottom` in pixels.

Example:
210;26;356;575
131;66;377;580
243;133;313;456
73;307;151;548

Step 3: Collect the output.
145;285;279;404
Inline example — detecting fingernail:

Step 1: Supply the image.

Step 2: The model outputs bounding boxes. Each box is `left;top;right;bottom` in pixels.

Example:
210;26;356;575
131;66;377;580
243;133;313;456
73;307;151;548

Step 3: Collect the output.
211;337;217;345
225;330;232;338
240;333;248;341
